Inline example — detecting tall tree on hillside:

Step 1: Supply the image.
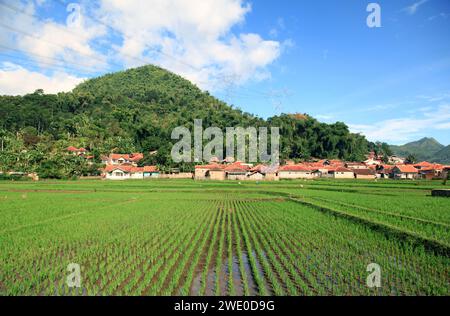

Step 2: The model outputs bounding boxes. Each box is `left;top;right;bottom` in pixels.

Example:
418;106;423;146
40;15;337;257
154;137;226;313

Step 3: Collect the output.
0;128;6;152
405;154;417;164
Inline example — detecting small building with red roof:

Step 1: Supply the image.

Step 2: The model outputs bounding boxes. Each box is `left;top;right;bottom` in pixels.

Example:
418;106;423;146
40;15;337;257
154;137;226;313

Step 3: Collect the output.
194;164;225;180
413;161;433;170
67;146;88;156
278;164;318;179
345;162;368;170
328;167;354;179
376;165;394;179
392;165;419;179
418;164;444;180
103;153;144;167
353;168;376;180
103;165;159;180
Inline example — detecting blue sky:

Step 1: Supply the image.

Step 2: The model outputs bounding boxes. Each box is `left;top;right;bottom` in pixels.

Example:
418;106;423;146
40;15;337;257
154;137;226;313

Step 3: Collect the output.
1;0;450;145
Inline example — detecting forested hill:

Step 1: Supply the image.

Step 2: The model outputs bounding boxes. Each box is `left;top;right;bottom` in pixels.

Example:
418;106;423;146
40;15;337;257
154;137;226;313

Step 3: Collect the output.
0;65;371;177
390;137;446;163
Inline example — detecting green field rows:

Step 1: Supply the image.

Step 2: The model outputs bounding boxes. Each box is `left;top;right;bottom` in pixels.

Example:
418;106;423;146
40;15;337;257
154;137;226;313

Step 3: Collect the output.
0;180;449;296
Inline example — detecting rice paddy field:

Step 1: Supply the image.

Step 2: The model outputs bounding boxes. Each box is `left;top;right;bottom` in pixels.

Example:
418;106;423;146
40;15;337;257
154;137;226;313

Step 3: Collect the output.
0;179;449;296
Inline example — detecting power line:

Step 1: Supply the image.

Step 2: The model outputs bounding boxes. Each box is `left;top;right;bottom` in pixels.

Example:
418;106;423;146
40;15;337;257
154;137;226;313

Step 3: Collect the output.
0;1;165;71
0;44;102;74
0;51;95;76
0;21;112;69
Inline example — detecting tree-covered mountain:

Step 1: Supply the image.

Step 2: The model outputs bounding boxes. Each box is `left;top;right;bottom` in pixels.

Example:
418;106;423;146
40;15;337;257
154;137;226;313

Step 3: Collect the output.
389;137;446;162
430;145;450;164
0;65;371;178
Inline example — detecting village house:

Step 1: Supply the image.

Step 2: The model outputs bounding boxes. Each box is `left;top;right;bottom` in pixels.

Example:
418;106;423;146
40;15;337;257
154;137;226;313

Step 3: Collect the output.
376;165;394;179
345;162;368;170
142;166;160;178
318;159;345;167
418;164;444;180
194;162;249;181
67;146;87;156
224;164;250;181
364;157;382;166
194;164;224;180
278;165;318;179
388;155;405;164
194;162;280;181
246;165;276;181
392;165;418;180
209;166;227;181
412;161;434;170
353;168;376;179
328;167;354;179
67;146;94;164
246;171;264;180
103;165;159;180
102;153;144;167
99;152;159;180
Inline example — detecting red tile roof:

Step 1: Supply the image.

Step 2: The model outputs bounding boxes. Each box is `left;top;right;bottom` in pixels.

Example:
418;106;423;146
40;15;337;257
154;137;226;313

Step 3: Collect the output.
195;164;225;170
109;153;143;162
346;162;366;166
413;161;433;168
224;163;248;172
104;165;157;173
353;168;376;175
334;167;354;173
104;165;133;173
279;165;312;172
420;164;443;171
378;165;394;174
67;146;78;152
196;161;250;171
143;166;158;172
395;165;418;173
250;164;265;172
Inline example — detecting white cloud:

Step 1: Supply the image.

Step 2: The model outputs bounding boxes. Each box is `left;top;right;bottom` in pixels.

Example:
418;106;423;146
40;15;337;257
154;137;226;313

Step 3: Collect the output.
349;104;450;143
0;62;85;95
435;122;450;129
95;0;283;90
403;0;428;15
0;1;109;73
315;114;334;122
416;92;450;103
0;0;287;94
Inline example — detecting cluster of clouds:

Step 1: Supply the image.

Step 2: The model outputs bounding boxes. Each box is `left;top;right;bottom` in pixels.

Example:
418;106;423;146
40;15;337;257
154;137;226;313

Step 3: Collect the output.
349;97;450;144
403;0;429;15
0;0;285;95
0;62;84;95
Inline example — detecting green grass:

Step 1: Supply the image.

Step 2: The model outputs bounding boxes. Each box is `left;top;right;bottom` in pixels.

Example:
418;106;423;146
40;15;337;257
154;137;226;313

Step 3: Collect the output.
0;179;449;296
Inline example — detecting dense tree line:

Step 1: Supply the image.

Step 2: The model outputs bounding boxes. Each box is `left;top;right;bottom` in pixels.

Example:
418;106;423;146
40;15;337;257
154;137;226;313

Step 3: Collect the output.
0;65;372;178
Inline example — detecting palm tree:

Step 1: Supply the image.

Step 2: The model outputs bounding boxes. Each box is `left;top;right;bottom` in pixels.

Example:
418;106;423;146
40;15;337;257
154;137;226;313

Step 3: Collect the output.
0;128;6;152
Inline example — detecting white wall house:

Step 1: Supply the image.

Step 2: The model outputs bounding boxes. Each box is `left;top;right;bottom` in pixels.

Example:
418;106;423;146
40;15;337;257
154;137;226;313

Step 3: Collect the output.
103;165;159;180
105;167;132;180
278;165;316;179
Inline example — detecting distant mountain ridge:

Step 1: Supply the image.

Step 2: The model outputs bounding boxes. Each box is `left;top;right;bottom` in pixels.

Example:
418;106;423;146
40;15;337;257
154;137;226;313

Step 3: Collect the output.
431;145;450;164
389;137;449;164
